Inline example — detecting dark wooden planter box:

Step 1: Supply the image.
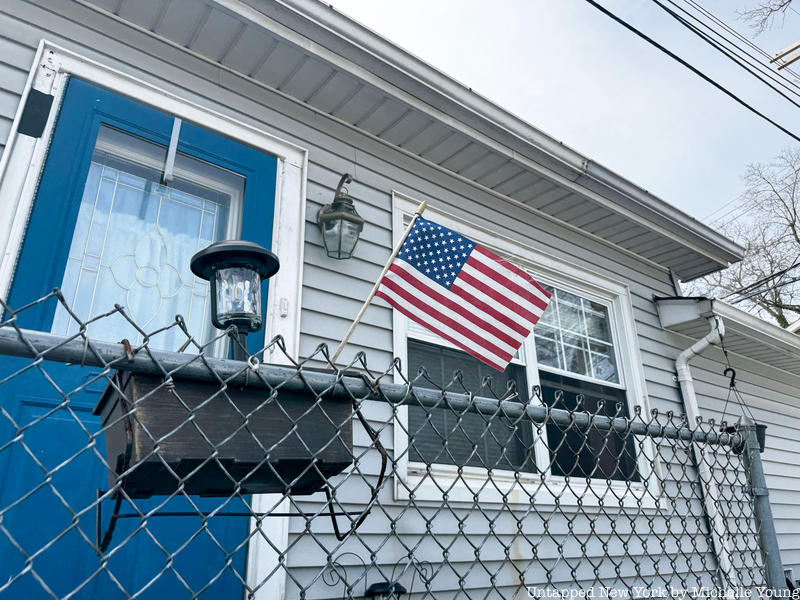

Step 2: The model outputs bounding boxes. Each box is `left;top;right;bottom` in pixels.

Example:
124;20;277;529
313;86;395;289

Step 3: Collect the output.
94;371;353;498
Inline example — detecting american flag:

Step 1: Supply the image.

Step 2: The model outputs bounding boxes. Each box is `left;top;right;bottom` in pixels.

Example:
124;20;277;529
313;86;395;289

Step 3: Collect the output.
376;217;551;371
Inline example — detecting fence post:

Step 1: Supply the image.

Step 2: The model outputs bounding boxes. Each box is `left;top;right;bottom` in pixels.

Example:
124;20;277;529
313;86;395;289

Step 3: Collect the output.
741;423;786;591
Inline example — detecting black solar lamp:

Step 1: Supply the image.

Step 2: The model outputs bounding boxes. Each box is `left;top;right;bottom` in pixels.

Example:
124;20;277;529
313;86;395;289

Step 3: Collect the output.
190;240;279;360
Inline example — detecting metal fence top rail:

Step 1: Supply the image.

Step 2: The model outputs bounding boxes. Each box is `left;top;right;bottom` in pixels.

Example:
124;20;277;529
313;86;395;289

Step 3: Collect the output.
0;326;742;447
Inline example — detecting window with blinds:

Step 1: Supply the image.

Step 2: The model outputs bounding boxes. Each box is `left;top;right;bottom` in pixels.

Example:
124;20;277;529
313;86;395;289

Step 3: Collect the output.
392;204;642;482
403;285;639;481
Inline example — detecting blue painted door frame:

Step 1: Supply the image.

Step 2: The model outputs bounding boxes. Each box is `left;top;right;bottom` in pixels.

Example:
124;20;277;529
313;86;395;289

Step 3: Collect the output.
0;77;277;598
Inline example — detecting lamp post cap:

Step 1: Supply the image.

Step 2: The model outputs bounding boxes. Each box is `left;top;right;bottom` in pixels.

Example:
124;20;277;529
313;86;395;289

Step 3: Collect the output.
190;240;280;281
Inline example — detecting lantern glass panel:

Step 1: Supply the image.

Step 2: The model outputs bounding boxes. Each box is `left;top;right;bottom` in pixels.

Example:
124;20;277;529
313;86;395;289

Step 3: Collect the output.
215;267;262;329
321;218;362;259
339;220;362;257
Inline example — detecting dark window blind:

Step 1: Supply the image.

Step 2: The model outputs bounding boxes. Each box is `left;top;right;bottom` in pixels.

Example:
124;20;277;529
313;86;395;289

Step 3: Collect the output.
538;370;639;481
406;339;536;473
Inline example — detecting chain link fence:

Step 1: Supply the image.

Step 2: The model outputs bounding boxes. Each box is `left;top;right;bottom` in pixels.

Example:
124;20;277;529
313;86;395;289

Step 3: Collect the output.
0;290;781;599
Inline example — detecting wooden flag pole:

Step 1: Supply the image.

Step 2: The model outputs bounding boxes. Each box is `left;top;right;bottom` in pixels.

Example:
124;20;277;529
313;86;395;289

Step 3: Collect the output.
330;200;427;364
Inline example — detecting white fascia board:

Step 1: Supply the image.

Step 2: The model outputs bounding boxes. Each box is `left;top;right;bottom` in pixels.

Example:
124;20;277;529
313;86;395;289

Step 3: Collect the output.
656;297;800;359
227;0;744;268
713;300;800;357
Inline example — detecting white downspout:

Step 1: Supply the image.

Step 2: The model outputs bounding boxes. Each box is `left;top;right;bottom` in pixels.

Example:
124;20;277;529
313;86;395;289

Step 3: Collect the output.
675;315;737;588
675;315;724;424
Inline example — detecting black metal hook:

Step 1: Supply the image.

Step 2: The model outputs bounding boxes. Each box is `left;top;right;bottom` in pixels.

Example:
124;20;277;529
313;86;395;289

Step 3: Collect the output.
335;173;352;197
724;367;736;388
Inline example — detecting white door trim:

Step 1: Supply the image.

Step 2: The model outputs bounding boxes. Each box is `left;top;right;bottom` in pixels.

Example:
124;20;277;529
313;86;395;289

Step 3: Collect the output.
0;40;306;600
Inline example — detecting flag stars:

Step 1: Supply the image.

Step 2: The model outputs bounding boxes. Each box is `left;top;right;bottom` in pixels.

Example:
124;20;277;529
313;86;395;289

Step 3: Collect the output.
397;218;476;288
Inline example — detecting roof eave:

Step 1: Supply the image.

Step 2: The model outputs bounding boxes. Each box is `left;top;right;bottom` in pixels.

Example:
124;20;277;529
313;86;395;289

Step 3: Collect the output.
223;0;744;272
655;296;800;376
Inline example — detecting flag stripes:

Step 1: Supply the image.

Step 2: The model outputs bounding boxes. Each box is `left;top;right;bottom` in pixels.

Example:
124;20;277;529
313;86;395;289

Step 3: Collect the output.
381;268;518;354
387;262;525;344
375;217;551;371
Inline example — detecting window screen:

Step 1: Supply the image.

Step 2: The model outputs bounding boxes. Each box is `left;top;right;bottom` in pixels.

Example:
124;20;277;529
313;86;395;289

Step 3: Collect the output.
406;339;536;473
538;370;639;481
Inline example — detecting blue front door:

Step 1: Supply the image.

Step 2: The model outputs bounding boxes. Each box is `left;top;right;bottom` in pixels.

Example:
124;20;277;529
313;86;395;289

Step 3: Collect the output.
0;78;277;598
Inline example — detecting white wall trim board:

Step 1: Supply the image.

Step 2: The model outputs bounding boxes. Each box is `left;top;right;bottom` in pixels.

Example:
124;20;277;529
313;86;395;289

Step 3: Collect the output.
0;40;306;600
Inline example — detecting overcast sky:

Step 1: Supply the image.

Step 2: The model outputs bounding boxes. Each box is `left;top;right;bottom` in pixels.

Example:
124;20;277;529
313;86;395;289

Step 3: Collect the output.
327;0;800;226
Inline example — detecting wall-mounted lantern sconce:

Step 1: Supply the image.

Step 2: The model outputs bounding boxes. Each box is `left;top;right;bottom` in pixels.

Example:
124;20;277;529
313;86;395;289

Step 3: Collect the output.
317;173;365;260
190;240;280;360
364;581;407;600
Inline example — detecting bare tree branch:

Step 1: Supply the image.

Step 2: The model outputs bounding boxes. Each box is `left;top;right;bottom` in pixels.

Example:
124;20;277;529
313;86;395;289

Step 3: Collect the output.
688;146;800;328
738;0;794;33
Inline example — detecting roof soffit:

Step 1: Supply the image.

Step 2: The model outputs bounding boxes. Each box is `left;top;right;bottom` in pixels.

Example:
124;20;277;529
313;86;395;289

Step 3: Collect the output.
80;0;745;278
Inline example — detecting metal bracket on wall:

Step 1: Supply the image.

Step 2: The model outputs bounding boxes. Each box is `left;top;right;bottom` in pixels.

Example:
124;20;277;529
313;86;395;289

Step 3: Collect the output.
94;488;361;554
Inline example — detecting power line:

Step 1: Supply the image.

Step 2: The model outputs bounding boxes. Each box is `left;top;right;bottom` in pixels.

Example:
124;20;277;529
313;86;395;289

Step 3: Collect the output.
653;0;800;111
683;0;800;82
711;205;749;228
710;162;800;226
724;259;800;301
691;0;773;58
676;0;800;94
683;1;800;303
583;0;800;144
705;199;759;228
712;197;758;227
703;195;743;221
663;3;800;227
729;274;800;303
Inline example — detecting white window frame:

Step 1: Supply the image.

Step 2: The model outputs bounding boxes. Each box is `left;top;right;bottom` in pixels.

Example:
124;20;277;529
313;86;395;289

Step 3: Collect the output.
0;41;308;600
389;192;662;511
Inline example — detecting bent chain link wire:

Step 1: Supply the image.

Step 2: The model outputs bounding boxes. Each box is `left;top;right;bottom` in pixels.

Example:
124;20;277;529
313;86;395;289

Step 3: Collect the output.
0;290;768;599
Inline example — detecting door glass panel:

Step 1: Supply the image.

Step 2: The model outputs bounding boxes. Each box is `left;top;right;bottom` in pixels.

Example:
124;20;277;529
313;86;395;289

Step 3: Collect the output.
51;125;244;351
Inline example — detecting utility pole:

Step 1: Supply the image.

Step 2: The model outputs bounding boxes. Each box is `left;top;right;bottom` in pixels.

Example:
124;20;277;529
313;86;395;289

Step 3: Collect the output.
771;39;800;69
